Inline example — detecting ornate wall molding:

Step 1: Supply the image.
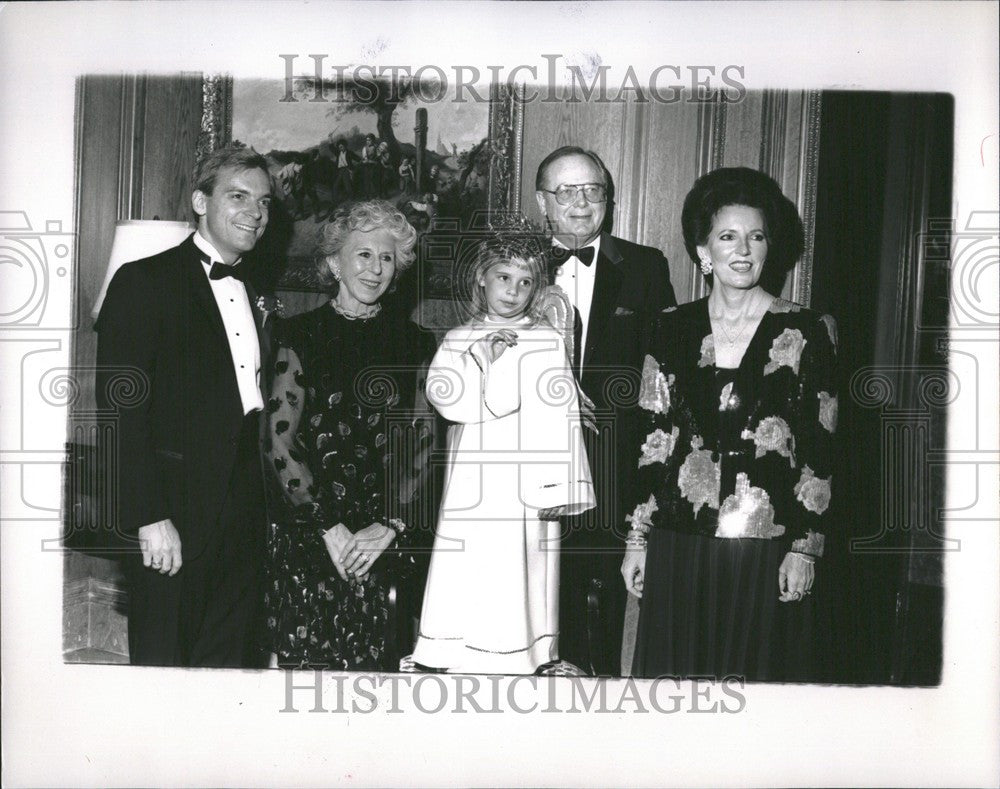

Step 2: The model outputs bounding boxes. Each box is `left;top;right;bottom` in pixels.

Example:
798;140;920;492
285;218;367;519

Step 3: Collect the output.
487;82;525;214
696;99;728;177
759;89;789;185
793;90;822;306
198;73;232;163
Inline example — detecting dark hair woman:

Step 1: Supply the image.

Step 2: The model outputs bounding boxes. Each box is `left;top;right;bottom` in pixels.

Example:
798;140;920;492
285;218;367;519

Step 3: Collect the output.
621;167;838;681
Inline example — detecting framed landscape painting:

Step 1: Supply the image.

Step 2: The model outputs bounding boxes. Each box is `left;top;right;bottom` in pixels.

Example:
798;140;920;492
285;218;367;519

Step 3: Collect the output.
202;75;523;294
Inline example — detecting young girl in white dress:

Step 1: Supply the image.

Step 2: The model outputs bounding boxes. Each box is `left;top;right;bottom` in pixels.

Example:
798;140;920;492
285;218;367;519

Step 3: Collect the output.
411;229;595;674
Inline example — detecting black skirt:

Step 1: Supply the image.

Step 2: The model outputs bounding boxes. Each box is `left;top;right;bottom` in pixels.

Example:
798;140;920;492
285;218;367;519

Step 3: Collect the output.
632;529;826;682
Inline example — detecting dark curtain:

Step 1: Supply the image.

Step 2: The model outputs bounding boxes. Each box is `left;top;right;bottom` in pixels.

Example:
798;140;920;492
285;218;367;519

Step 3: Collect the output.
812;92;952;685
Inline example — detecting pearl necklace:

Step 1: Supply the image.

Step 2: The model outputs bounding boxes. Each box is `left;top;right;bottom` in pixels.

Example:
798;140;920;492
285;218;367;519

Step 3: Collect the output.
330;299;381;320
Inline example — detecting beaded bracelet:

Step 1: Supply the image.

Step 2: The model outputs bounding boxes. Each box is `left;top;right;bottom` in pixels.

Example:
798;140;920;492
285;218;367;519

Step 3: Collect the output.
625;530;647;548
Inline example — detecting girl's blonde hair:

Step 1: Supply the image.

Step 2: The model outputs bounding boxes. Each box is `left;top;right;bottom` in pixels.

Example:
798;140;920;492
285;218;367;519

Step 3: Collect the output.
459;221;549;324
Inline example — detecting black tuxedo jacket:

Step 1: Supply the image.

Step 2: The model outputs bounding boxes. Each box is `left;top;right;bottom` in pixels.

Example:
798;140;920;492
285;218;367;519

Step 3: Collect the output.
567;232;677;548
95;235;272;561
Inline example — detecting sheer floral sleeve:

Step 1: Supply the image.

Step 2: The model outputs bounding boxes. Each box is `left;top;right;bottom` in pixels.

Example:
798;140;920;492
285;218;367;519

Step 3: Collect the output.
266;342;333;548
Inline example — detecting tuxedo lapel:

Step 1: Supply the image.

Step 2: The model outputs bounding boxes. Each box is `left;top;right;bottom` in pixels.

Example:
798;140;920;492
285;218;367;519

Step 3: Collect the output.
181;238;229;344
583;233;624;369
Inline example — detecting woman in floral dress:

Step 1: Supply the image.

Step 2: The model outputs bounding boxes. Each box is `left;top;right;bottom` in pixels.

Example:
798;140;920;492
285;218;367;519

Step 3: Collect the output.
265;200;436;670
622;168;837;681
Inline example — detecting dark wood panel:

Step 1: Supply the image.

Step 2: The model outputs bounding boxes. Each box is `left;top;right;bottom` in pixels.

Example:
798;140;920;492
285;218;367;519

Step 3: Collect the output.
518;99;628;232
66;76;131;642
72;75;126;411
140;76;204;221
638;101;703;303
722;91;765;168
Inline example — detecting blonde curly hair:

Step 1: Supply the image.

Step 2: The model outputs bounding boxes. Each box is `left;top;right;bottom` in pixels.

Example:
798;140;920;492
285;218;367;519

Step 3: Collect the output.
316;200;418;290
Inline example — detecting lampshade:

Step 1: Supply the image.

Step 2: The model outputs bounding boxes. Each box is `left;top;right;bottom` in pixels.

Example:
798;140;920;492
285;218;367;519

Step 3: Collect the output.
91;219;194;321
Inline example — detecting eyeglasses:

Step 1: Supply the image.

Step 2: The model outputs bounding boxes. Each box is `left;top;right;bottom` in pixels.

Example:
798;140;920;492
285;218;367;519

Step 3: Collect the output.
540;183;607;205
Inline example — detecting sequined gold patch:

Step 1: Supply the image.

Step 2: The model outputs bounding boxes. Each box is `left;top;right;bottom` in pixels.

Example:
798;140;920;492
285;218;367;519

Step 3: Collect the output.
638;354;671;414
678;436;721;515
697;334;716;368
715;472;786;539
719;381;738;411
818;391;838;433
626;494;659;532
763;327;806;376
791;530;826;557
794;465;832;514
638;425;680;468
742;415;795;465
820;314;838;348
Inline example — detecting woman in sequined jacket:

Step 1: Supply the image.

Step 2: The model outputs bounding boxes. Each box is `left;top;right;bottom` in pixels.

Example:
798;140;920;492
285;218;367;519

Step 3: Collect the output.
622;167;838;681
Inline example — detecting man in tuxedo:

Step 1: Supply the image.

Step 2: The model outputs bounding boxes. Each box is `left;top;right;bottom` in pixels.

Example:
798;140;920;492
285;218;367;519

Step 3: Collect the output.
96;146;274;667
535;145;677;675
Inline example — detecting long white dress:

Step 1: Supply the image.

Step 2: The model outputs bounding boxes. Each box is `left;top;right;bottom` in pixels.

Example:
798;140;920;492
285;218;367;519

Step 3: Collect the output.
412;315;595;674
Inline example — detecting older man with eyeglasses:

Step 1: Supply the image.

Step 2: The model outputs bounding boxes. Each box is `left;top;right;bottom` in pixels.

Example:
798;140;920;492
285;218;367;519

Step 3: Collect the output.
534;145;676;676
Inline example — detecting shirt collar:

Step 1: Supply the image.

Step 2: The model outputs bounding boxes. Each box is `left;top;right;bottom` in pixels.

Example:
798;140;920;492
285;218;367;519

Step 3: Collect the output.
193;230;239;269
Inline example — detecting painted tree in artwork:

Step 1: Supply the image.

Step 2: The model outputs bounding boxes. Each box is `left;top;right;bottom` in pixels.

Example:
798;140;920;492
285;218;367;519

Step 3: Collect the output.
456;139;489;193
292;75;426;160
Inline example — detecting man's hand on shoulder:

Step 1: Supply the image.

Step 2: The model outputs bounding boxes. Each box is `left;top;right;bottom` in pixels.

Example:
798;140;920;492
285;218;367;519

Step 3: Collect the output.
137;519;183;575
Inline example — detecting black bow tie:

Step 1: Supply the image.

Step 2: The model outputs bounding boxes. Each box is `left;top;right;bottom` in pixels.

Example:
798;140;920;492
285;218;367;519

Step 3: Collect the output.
207;260;246;282
551;245;596;267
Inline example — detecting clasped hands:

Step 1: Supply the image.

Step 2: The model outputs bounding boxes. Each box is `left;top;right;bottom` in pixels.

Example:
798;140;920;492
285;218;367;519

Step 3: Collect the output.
322;522;396;582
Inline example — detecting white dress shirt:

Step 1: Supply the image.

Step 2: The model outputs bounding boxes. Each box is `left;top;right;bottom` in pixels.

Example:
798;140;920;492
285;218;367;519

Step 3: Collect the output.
552;235;601;367
193;232;263;415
